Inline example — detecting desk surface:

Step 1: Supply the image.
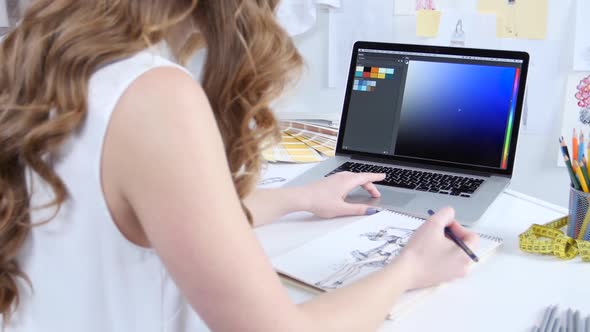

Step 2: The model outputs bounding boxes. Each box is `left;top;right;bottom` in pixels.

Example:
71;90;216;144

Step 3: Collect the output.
255;163;589;332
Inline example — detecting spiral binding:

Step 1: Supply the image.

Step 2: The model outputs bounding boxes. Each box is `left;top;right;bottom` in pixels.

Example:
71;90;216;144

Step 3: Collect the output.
478;233;504;243
384;209;504;243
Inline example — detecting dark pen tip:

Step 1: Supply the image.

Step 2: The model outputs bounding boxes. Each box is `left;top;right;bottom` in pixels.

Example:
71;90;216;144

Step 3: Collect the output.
427;209;435;216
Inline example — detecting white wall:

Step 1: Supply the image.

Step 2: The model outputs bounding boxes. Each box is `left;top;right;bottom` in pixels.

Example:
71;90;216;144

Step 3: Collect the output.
272;8;344;120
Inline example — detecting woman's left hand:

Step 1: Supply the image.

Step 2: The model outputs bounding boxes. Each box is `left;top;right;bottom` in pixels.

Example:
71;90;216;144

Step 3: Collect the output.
300;171;386;219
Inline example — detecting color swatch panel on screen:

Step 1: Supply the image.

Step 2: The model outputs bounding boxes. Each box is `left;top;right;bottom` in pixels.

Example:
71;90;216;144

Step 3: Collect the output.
355;66;395;79
353;79;377;92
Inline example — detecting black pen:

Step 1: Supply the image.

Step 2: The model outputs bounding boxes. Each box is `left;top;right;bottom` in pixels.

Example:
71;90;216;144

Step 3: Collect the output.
427;209;479;262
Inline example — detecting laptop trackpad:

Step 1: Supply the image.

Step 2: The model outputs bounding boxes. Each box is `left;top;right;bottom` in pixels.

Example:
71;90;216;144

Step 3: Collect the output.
345;188;416;207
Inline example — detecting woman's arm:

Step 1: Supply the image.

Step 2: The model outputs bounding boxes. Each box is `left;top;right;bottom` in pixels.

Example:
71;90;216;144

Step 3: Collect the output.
243;187;309;227
105;68;478;331
245;172;386;227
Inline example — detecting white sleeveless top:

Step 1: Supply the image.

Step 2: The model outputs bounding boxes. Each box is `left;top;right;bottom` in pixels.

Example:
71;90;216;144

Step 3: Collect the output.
9;50;209;331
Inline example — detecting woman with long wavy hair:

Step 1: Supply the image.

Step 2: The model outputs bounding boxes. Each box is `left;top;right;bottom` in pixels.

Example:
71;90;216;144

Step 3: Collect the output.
0;0;478;330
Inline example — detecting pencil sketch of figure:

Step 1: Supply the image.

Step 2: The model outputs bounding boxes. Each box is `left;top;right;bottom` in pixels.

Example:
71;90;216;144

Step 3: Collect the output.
315;227;413;289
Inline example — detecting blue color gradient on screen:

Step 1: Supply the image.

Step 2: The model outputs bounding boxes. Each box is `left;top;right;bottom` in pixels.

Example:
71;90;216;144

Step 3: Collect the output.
394;61;516;168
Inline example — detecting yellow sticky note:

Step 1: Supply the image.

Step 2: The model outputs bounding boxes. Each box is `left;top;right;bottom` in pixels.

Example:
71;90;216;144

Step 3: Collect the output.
479;0;547;39
416;10;441;38
497;0;547;39
477;0;500;13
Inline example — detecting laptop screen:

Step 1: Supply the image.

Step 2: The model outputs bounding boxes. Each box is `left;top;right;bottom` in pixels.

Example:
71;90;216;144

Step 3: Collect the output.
339;43;527;175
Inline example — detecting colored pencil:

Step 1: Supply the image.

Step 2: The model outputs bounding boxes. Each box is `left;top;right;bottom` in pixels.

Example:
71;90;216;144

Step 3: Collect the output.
564;155;582;190
573;129;579;163
573;160;589;192
580;132;585;162
560;136;571;159
581;159;590;189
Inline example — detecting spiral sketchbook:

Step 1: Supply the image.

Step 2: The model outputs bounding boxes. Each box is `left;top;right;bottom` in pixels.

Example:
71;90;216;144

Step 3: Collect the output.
271;210;503;321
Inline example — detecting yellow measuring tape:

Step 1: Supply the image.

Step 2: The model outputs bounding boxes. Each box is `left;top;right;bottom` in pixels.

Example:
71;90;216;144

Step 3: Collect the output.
519;216;590;262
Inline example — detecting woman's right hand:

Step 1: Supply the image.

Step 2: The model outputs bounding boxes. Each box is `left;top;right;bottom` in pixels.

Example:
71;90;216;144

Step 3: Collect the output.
397;207;480;290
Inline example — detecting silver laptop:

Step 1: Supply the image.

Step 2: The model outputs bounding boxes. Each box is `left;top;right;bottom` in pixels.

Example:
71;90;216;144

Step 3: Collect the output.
288;41;529;224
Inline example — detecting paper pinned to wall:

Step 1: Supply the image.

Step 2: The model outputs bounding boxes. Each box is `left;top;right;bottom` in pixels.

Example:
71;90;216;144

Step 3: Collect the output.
477;0;498;13
497;0;548;39
430;11;497;48
416;10;442;37
327;0;394;89
573;0;590;71
476;0;547;40
558;72;590;166
276;0;341;36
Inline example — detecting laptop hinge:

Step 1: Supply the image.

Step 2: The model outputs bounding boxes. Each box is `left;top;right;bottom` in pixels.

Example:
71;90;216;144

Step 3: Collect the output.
350;154;497;178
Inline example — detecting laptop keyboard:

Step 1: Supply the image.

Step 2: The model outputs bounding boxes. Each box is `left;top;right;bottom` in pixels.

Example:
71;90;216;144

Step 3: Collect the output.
326;161;484;197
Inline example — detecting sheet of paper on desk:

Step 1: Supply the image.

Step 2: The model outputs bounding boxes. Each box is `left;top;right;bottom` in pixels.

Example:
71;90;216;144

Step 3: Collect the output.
327;0;394;89
477;0;548;40
573;0;590;71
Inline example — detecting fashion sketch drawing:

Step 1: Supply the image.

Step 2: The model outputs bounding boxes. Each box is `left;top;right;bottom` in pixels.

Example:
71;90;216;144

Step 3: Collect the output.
315;227;413;289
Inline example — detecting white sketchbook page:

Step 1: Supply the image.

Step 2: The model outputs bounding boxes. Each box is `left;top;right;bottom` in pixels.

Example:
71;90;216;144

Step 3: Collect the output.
558;72;590;167
327;0;394;89
573;0;590;71
271;210;502;316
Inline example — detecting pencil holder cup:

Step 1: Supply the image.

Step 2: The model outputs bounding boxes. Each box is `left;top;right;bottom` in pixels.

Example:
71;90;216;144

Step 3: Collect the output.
568;186;590;240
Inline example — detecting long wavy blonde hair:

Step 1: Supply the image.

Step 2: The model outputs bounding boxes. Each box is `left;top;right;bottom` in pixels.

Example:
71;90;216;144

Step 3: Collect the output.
0;0;302;322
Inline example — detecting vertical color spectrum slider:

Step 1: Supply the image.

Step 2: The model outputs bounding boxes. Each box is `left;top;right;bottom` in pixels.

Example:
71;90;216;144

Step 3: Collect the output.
501;68;520;169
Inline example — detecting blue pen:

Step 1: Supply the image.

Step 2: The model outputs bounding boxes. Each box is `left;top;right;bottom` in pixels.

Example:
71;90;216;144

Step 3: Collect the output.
579;132;585;162
427;209;479;262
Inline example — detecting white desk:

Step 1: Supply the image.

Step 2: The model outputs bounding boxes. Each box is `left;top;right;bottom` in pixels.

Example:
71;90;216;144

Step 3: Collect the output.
255;163;590;332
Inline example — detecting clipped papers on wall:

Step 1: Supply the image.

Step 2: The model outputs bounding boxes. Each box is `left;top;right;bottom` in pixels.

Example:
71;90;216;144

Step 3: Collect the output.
477;0;547;40
497;0;547;40
477;0;499;13
557;73;590;166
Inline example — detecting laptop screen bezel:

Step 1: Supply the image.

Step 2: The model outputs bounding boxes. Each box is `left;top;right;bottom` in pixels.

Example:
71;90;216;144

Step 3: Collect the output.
336;41;529;177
